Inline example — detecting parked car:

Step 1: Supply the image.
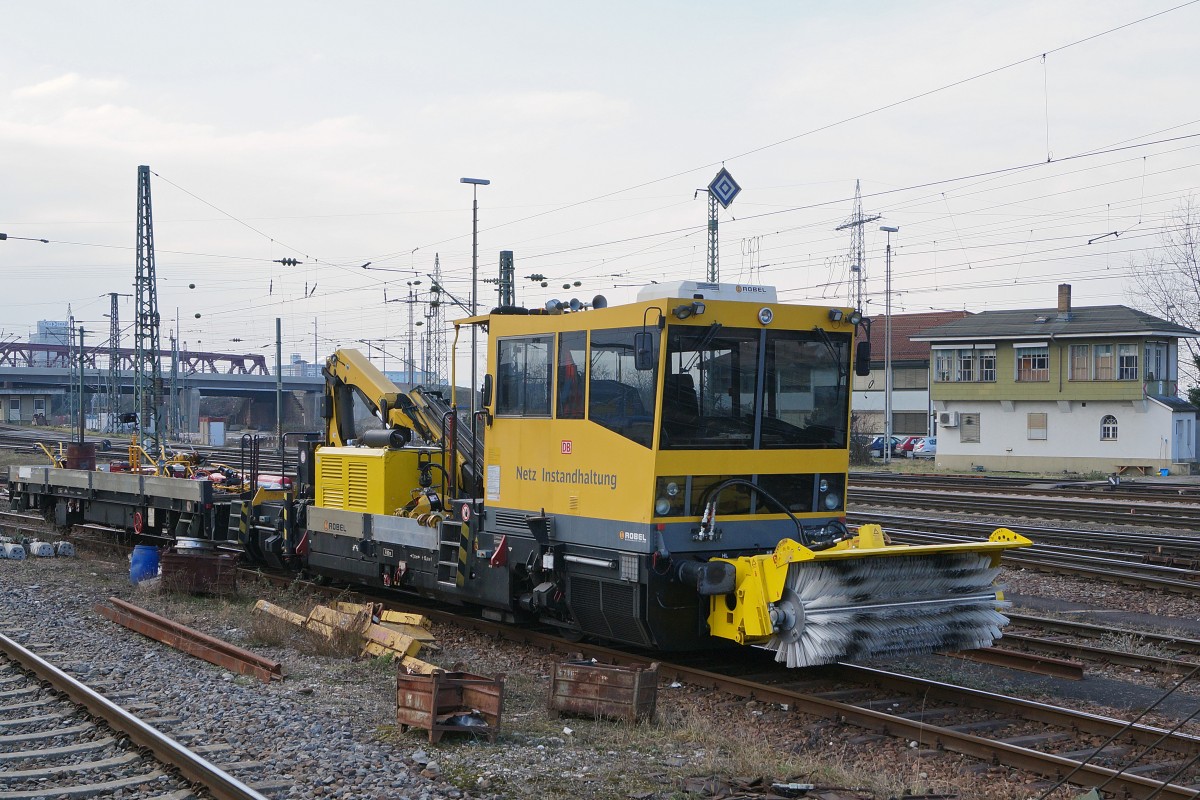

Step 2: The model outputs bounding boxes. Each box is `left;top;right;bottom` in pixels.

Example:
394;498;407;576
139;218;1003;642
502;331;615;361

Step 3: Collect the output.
897;436;924;458
912;436;937;458
868;435;900;458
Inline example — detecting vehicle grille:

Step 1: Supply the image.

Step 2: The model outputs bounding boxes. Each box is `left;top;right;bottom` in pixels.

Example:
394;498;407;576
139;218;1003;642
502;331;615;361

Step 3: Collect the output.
568;576;650;646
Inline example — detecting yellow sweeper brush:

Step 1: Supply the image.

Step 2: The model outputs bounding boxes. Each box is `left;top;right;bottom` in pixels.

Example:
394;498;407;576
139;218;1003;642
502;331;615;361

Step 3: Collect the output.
707;524;1031;668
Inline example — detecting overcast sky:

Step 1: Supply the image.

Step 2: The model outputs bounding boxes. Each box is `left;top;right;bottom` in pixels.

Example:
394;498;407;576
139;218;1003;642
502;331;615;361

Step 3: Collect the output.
2;1;1197;373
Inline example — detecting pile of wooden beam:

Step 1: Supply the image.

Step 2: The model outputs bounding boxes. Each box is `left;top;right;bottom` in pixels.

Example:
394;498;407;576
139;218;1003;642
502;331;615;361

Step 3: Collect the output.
254;599;438;673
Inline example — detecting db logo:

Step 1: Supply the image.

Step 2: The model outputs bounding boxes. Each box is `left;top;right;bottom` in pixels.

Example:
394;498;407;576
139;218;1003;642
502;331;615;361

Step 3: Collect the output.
561;440;573;455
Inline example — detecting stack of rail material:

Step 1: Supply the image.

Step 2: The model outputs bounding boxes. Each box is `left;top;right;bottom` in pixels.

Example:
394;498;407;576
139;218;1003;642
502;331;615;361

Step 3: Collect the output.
253;599;438;673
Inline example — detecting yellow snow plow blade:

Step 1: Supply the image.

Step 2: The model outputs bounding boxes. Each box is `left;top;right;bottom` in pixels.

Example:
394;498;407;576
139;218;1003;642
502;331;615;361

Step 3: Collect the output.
707;525;1031;668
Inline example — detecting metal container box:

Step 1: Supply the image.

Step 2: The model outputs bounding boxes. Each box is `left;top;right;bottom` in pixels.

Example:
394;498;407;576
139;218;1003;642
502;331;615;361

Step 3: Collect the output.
160;550;239;595
396;670;504;743
549;660;658;722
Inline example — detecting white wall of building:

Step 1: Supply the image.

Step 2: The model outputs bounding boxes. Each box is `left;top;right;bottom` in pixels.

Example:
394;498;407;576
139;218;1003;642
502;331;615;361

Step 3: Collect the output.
937;399;1187;472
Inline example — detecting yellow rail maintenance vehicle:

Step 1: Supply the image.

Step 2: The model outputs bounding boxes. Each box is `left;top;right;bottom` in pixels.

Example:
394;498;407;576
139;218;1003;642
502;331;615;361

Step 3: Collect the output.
301;280;1029;667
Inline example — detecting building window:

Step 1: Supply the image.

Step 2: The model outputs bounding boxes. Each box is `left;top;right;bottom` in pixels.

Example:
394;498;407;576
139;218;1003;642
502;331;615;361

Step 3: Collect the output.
960;412;980;443
1093;344;1114;381
1027;412;1048;440
893;411;927;435
934;350;955;382
1118;343;1139;380
893;368;926;390
1069;344;1090;381
1015;346;1049;382
978;351;996;382
1101;414;1118;441
934;348;990;382
1145;341;1168;381
495;336;552;417
956;351;974;382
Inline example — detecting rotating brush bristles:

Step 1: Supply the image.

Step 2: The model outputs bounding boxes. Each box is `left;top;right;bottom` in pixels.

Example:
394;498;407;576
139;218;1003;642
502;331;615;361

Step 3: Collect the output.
766;551;1009;668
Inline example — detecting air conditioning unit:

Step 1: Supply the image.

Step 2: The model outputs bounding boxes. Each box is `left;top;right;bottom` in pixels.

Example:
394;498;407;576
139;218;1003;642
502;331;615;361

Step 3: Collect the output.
938;411;959;427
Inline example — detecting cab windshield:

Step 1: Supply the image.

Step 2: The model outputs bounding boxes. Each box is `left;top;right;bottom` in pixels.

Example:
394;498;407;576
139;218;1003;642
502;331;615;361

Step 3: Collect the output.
659;324;850;450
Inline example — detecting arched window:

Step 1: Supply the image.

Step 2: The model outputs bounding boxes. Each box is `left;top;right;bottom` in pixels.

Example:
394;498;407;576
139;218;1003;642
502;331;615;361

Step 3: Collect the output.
1101;414;1118;441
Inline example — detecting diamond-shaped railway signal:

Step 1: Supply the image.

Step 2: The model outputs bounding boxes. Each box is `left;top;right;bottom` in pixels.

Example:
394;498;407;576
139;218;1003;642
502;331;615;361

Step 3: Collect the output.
708;168;741;209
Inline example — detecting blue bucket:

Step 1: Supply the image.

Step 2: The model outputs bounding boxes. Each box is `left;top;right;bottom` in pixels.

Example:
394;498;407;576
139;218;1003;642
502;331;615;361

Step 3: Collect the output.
1159;468;1170;477
130;545;160;584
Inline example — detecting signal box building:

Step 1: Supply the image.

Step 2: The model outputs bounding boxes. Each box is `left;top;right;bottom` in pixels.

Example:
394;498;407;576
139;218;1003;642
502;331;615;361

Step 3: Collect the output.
911;284;1199;475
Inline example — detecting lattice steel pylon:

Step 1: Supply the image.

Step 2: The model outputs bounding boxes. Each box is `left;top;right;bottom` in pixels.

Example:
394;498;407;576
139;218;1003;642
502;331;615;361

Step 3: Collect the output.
133;165;164;452
106;293;121;431
706;191;719;283
424;253;448;386
834;180;880;313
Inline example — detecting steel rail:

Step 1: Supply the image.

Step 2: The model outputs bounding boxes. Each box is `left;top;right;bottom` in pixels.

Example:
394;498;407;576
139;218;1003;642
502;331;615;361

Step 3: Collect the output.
95;597;284;683
850;488;1200;529
0;630;269;800
879;527;1200;595
853;473;1200;502
999;633;1199;675
853;511;1200;563
1008;613;1200;656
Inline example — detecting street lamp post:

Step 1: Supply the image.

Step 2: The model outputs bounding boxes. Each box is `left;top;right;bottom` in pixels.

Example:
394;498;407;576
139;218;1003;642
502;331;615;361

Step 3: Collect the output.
460;177;489;494
879;225;899;465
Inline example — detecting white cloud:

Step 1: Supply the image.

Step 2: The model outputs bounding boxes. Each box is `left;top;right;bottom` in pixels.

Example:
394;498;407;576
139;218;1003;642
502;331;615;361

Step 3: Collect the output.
12;72;124;99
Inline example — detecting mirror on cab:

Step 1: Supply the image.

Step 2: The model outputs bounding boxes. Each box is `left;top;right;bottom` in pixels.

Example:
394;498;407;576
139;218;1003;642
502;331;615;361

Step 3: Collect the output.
634;331;655;371
855;340;871;377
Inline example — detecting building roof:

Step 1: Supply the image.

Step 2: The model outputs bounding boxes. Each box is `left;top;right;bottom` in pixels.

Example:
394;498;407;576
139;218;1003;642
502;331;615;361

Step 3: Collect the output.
1151;394;1198;412
911;305;1199;342
872;310;971;361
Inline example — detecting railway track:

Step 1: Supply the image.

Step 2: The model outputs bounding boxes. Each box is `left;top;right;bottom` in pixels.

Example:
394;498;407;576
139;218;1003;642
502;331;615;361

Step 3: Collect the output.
854;511;1200;567
868;519;1200;596
850;486;1200;529
0;627;270;800
854;471;1200;501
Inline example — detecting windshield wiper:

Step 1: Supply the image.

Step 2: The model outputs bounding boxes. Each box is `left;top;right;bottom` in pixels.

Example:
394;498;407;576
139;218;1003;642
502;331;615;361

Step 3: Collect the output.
682;322;725;372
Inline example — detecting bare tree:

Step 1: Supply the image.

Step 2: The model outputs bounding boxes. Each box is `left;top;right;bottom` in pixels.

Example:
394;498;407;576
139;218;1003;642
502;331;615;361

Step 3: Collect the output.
1129;195;1200;402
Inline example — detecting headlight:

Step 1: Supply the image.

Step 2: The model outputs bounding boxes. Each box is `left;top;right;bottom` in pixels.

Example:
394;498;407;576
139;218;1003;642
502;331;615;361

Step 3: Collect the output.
823;493;842;511
655;476;686;515
818;478;829;492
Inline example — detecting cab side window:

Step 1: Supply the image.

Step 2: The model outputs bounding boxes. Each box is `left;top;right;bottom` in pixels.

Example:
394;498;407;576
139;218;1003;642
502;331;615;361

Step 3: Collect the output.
556;331;587;419
496;336;552;417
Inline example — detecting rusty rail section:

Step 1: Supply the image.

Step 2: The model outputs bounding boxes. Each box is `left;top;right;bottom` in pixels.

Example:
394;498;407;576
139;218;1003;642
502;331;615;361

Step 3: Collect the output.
0;630;269;800
948;644;1085;680
95;597;284;683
